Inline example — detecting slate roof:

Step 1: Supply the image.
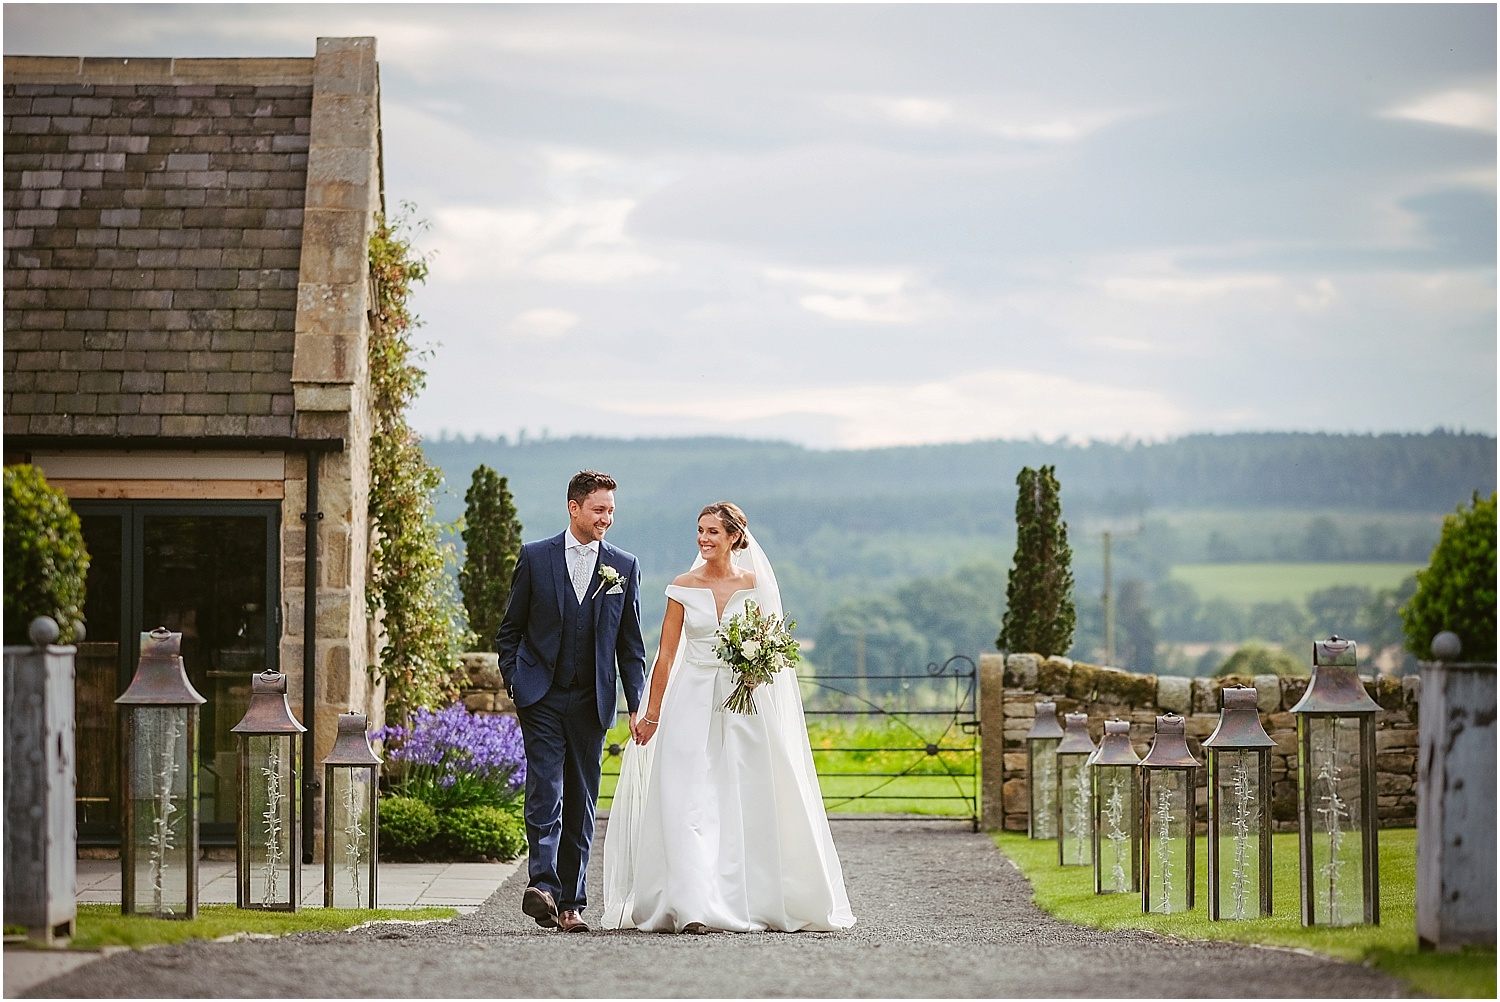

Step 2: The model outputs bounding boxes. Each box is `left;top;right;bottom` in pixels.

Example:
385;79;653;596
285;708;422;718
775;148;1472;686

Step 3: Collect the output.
3;61;314;438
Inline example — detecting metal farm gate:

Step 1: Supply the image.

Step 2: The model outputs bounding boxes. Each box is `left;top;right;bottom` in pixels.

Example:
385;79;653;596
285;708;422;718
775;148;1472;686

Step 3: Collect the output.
802;655;980;830
601;655;980;831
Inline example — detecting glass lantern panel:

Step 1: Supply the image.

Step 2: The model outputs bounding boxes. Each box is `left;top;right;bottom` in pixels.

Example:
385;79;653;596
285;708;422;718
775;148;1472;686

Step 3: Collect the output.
1213;749;1264;920
1029;738;1059;839
327;768;375;909
244;735;296;908
1058;753;1092;866
1305;716;1365;927
128;707;193;917
1146;769;1192;914
1096;765;1136;894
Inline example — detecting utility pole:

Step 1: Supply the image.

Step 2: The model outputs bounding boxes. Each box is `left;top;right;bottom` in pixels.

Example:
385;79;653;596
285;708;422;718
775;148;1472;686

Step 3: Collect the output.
1102;530;1114;666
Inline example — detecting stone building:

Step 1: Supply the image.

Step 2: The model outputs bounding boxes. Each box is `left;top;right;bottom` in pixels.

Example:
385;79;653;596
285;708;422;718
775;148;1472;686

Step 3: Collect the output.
3;38;384;854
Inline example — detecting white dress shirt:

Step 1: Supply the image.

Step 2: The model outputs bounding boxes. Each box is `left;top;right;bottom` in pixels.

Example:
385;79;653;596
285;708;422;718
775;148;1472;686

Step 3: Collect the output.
565;533;600;603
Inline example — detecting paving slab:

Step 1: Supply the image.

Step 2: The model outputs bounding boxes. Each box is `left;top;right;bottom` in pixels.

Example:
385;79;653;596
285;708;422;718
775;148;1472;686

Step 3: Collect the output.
24;820;1408;998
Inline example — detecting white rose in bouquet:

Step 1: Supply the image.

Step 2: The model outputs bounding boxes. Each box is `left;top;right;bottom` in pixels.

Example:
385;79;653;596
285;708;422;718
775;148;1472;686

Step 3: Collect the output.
740;638;762;661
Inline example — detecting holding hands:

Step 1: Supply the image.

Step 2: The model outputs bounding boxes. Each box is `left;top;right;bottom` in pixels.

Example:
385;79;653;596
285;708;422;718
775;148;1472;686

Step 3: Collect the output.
632;711;659;745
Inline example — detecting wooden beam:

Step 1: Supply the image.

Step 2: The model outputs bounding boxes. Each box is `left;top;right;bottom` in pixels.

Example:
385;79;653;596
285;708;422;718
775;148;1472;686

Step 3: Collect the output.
49;479;285;500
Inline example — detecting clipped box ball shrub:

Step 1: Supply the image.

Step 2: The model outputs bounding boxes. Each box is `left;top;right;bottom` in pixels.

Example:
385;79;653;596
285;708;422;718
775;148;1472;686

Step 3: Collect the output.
439;805;527;861
3;465;89;645
379;795;440;850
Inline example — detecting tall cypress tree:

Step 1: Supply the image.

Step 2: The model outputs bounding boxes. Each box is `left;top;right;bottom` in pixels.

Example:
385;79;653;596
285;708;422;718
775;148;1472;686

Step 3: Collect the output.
997;465;1076;657
460;464;523;651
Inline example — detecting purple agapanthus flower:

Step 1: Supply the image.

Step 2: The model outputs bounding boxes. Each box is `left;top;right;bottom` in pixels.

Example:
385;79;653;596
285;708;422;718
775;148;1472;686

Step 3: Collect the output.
375;704;527;792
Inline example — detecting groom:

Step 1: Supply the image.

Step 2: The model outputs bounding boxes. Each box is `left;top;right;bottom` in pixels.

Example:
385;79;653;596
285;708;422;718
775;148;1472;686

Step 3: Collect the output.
495;470;647;933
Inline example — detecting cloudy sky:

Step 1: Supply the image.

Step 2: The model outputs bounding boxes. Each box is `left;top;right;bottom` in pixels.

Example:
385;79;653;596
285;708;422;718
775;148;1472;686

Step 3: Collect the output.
8;4;1496;447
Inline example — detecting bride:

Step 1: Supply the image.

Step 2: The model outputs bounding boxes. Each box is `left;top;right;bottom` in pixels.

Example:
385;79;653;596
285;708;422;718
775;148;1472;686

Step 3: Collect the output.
601;502;856;933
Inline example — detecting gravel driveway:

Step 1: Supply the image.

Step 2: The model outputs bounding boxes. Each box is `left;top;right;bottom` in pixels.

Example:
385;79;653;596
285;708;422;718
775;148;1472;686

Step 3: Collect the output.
28;817;1406;998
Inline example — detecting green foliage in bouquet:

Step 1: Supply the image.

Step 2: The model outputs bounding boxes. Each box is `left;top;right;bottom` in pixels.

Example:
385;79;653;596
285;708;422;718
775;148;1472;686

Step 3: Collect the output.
714;599;800;714
3;464;89;645
439;804;527;860
1402;491;1497;662
378;795;440;850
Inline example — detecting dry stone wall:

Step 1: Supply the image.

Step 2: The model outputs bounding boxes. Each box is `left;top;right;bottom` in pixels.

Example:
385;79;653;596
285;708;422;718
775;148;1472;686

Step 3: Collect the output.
983;652;1419;833
458;652;516;716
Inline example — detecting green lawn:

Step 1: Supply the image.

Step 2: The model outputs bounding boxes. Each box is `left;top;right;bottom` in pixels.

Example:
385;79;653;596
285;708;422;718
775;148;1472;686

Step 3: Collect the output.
1170;562;1421;604
996;828;1495;998
56;903;456;950
600;719;978;818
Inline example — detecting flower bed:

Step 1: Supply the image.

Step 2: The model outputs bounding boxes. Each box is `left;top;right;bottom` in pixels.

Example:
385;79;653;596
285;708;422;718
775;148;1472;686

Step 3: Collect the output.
375;704;527;862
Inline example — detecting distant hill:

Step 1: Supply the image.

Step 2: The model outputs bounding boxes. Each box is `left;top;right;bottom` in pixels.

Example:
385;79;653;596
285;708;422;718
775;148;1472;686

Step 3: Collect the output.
422;430;1494;642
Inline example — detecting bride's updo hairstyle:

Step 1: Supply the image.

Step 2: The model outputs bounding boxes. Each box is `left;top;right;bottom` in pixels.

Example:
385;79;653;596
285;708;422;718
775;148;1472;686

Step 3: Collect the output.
700;502;750;551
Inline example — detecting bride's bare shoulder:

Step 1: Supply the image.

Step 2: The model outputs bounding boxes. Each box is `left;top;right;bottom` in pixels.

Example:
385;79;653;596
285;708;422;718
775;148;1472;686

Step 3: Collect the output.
738;569;757;589
671;570;704;588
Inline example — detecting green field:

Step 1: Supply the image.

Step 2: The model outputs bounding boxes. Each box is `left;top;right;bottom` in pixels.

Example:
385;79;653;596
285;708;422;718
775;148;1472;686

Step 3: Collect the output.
599;719;978;819
1169;562;1421;604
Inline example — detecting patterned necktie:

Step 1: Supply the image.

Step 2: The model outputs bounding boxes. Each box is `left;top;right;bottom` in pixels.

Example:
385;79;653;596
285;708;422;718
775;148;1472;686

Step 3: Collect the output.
571;545;592;602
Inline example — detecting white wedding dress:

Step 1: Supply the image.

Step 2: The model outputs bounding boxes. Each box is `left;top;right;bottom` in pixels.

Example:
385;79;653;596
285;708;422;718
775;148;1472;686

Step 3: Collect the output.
602;535;855;933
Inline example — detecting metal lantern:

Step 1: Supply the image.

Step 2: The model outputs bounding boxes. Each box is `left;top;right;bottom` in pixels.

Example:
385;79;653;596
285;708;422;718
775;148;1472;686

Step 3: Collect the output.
1291;637;1380;927
1140;713;1201;914
1205;686;1274;920
1026;701;1065;839
323;712;382;909
1091;719;1140;895
1055;712;1097;867
230;670;306;911
115;628;206;919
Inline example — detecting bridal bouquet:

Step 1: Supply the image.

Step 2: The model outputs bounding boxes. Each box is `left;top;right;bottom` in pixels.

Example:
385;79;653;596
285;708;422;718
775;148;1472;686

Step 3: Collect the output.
713;600;799;715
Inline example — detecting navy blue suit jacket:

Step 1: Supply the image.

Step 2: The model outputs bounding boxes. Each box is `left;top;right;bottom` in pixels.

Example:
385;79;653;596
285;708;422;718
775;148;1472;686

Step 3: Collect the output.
494;532;647;730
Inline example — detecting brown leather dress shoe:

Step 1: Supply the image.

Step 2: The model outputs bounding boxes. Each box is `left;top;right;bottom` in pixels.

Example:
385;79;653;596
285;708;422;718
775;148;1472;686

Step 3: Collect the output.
522;886;558;929
557;909;590;933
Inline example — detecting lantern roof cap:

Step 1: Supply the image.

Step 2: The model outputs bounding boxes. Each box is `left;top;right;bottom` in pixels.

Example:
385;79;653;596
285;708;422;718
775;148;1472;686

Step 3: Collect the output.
323;711;382;766
1025;701;1065;739
230;670;306;734
116;628;206;706
1056;712;1097;754
1204;686;1274;748
1141;713;1201;768
1291;637;1379;715
1092;718;1140;766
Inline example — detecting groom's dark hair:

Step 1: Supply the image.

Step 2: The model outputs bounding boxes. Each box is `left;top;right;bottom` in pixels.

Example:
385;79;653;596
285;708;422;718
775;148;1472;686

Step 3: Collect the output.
568;470;618;504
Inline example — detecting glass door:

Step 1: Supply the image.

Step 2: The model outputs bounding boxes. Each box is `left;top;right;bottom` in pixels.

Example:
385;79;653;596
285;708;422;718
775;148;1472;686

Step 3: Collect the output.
74;500;281;845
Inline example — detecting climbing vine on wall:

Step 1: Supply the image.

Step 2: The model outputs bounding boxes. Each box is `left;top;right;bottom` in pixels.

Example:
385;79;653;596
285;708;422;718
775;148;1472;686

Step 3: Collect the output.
367;207;471;716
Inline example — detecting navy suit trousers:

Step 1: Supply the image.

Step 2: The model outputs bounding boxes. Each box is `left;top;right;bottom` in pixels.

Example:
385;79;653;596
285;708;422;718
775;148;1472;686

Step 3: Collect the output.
516;683;607;912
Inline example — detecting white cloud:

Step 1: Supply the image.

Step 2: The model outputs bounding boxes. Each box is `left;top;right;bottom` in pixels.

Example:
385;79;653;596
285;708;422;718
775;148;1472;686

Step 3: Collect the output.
1100;274;1281;304
1295;278;1339;313
1383;86;1497;132
601;368;1187;448
509;308;580;339
428;199;671;285
765;266;940;324
825;93;1138;142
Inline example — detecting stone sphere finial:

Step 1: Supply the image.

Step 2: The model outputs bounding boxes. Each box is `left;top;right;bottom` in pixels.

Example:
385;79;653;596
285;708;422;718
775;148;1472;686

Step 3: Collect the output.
28;616;60;648
1431;631;1462;662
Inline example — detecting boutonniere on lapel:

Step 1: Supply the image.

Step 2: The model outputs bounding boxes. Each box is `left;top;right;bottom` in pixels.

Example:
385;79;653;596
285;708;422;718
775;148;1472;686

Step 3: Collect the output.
591;564;625;599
